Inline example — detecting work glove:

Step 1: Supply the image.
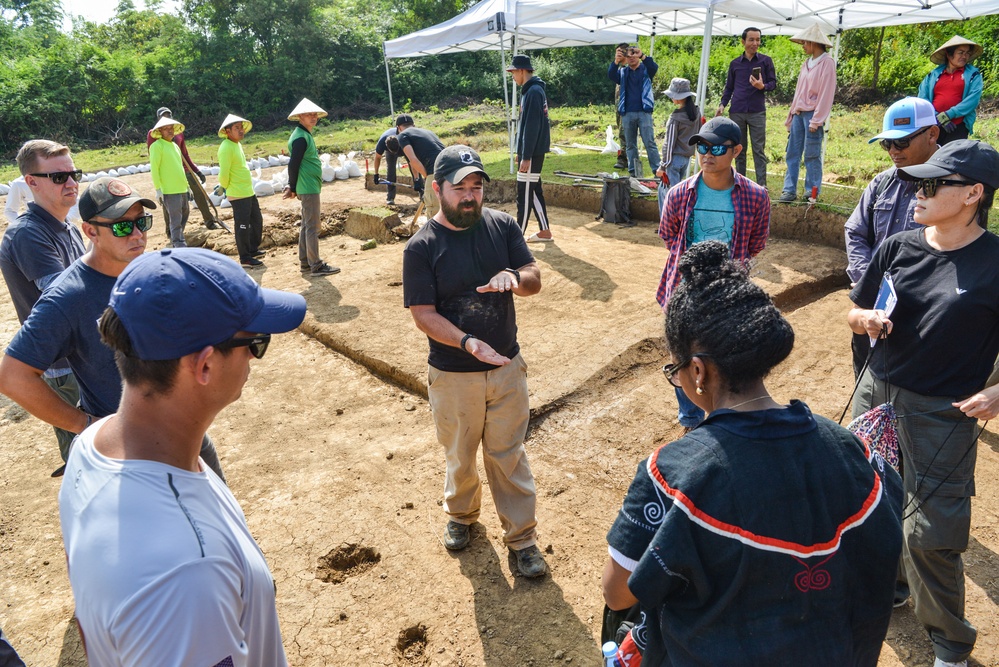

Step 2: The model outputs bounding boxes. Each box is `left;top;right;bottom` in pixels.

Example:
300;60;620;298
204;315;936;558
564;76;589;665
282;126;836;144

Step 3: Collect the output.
197;170;206;185
155;189;162;205
936;111;957;132
374;172;381;184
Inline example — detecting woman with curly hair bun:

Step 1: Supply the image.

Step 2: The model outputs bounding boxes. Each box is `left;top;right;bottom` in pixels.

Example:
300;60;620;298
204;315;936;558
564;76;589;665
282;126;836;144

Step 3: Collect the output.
603;241;903;666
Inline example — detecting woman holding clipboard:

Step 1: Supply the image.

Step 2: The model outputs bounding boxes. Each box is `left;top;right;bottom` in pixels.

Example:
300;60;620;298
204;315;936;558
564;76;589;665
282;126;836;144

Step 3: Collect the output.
848;139;999;667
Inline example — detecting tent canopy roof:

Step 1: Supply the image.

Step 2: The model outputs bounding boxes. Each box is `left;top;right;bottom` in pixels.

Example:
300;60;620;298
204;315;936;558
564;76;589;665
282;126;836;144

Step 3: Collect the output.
386;0;999;60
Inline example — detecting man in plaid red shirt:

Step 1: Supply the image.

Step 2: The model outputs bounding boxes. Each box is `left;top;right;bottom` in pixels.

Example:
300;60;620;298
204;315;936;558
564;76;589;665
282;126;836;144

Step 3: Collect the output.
655;116;770;427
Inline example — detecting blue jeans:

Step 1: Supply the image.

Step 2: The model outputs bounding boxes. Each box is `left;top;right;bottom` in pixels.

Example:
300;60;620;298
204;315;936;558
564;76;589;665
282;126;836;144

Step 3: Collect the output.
657;154;691;214
622;111;659;178
675;387;704;428
782;110;824;198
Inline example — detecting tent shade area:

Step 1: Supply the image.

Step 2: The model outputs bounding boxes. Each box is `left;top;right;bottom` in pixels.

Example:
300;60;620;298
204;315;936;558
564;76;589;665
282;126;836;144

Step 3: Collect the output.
383;0;636;172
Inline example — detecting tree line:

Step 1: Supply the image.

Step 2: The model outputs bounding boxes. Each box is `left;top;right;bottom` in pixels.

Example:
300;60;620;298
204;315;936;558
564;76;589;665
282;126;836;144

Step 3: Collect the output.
1;0;997;155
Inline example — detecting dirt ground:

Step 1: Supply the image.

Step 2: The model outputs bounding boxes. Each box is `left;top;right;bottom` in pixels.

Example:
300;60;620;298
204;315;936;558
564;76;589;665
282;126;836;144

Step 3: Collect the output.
2;169;999;667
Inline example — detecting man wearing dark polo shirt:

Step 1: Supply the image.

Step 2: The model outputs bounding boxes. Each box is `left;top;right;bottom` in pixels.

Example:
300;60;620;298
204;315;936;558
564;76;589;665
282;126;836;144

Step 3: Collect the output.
716;27;776;188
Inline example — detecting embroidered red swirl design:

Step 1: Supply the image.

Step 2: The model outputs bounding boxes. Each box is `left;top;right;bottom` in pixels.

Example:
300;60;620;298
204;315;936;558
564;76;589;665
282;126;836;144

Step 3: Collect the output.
792;554;834;592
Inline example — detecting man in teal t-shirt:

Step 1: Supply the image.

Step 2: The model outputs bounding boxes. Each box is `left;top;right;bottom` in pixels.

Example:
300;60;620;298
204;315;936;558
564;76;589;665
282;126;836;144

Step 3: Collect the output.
282;98;339;277
656;116;771;429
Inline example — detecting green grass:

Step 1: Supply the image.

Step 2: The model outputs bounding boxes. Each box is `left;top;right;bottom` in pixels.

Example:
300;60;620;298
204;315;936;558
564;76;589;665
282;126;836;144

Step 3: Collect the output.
4;101;998;233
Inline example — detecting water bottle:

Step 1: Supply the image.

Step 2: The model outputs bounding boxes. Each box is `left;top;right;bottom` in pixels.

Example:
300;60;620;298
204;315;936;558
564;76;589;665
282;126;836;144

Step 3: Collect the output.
602;641;620;667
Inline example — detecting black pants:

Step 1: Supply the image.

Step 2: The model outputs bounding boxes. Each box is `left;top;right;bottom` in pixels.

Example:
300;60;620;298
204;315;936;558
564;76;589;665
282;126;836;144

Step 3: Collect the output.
516;153;549;234
384;152;397;203
231;196;262;261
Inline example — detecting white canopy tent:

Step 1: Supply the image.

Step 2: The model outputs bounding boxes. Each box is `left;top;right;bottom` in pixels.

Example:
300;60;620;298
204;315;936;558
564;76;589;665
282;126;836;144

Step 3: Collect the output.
385;0;999;172
382;0;637;172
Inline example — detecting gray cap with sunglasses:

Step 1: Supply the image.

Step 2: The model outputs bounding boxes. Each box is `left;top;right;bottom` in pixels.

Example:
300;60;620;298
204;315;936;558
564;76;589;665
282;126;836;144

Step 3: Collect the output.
79;177;156;222
689;117;742;147
897;139;999;189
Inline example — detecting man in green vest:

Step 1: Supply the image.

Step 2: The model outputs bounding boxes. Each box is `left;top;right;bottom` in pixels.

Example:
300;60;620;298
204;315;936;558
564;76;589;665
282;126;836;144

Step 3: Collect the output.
149;116;190;247
282;98;340;277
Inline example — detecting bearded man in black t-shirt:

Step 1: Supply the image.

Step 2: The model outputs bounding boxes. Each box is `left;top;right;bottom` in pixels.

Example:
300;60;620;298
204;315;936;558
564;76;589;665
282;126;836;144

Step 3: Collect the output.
402;145;548;578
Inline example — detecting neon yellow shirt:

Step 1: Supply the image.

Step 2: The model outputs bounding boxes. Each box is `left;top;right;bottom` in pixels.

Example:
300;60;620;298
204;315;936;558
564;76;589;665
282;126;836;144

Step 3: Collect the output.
217;139;254;199
149;138;188;194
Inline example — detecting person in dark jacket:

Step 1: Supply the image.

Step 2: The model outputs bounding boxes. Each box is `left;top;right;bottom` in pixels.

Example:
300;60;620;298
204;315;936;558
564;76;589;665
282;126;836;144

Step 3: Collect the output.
508;55;553;243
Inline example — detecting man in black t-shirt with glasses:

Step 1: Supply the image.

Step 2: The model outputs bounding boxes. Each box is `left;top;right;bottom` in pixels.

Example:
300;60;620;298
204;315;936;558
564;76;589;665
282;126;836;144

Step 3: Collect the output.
402;145;547;578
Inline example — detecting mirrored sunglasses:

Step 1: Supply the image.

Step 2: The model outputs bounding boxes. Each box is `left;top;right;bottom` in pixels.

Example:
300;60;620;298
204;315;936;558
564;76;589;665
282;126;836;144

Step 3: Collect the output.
29;170;83;185
696;143;735;156
89;214;154;237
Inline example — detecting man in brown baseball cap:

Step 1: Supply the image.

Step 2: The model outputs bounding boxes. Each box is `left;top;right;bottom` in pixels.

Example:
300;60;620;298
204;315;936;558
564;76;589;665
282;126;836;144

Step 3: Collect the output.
0;177;225;478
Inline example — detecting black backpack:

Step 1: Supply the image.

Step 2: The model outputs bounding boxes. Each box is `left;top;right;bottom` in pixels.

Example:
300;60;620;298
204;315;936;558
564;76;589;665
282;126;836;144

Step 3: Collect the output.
597;177;632;225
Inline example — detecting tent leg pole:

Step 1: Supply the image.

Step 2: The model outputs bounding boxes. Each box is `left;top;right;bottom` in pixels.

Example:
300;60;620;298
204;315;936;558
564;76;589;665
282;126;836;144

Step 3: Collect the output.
693;6;714;177
822;32;842;186
383;47;395;117
501;33;514;175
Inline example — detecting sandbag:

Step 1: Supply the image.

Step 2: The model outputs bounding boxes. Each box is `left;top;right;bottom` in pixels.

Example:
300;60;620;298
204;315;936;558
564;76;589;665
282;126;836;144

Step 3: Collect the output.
344;160;363;178
254;181;275;197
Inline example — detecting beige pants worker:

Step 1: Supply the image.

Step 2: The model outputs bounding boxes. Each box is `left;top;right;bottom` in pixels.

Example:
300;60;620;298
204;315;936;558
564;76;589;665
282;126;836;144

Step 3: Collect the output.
427;353;538;550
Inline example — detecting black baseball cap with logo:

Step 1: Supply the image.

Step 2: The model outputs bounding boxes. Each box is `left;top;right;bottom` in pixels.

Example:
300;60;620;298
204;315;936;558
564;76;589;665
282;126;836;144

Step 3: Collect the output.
79;177;157;222
434;145;491;184
897;139;999;189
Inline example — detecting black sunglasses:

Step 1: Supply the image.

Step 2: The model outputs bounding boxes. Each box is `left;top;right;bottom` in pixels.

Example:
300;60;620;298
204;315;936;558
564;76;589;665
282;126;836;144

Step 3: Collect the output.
88;214;154;237
662;352;712;388
29;170;83;185
915;177;975;198
696;143;735;156
879;126;930;152
217;333;271;359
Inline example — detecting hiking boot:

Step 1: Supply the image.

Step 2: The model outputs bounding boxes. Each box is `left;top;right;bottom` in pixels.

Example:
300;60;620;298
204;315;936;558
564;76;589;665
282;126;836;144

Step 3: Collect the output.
311;263;341;277
613;151;628;170
240;257;263;267
778;191;796;203
511;545;547;578
443;521;471;551
205;218;219;230
300;262;311;271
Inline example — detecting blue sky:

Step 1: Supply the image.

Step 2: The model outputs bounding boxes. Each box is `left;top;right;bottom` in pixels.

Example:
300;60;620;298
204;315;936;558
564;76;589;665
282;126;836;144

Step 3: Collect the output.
61;0;181;28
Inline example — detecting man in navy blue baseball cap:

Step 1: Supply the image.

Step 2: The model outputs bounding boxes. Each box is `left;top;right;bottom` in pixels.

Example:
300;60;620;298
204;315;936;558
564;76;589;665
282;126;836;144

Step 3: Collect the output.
59;247;305;666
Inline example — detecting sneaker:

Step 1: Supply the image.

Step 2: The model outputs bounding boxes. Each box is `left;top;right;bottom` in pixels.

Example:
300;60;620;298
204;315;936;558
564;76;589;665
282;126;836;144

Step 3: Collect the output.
300;262;311;271
511;545;547;578
613;151;628;170
893;584;910;608
778;191;796;203
311;263;341;277
386;199;396;206
251;250;266;258
51;464;66;478
443;521;470;550
933;659;967;667
240;257;263;267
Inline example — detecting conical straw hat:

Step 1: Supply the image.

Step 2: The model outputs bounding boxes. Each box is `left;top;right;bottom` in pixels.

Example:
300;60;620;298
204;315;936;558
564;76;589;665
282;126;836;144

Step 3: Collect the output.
930;35;983;65
790;22;833;47
150;115;185;139
287;98;328;122
218;114;252;138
